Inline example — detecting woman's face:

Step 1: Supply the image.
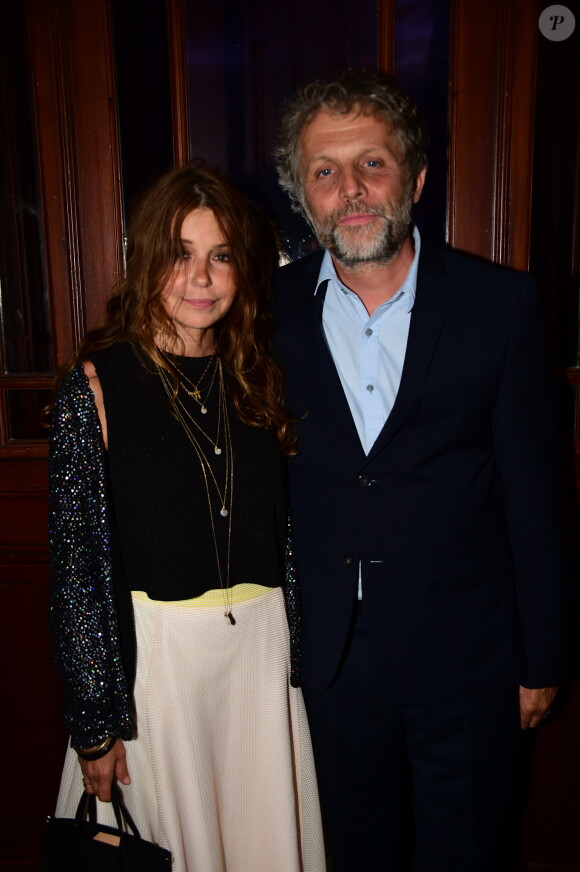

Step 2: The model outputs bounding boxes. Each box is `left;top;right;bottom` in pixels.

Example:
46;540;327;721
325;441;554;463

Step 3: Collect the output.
162;208;237;347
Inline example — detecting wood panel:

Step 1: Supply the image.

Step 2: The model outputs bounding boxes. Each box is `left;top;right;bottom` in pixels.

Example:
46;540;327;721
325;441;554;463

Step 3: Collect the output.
445;2;580;868
62;0;124;333
0;565;66;868
378;0;395;73
167;0;190;165
25;0;79;369
0;1;121;868
448;0;539;269
517;683;580;871
26;0;124;370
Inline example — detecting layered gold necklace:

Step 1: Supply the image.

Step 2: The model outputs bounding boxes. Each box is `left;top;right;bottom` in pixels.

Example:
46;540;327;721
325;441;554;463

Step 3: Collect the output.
156;352;236;624
174;351;218;415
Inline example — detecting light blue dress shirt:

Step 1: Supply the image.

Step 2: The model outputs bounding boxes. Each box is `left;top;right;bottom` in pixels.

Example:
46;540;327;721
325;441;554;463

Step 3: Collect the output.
316;227;421;454
315;227;421;595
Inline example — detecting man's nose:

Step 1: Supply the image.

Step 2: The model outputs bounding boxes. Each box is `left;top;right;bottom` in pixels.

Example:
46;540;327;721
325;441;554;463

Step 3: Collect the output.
339;167;366;200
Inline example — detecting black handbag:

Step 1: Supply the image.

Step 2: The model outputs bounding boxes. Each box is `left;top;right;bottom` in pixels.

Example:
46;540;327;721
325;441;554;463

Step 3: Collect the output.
44;783;172;871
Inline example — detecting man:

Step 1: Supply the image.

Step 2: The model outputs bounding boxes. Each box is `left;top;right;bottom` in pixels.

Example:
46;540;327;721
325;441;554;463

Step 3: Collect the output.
274;70;568;871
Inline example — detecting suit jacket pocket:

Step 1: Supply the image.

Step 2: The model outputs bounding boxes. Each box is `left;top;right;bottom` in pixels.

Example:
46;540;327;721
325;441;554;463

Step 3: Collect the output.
443;547;513;591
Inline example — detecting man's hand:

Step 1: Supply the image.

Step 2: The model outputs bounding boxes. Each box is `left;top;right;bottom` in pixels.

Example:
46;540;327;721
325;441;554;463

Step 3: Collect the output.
519;685;557;729
79;739;130;802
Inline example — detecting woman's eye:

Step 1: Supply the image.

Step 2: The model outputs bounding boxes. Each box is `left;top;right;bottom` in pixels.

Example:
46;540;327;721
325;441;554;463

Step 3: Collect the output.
214;253;231;263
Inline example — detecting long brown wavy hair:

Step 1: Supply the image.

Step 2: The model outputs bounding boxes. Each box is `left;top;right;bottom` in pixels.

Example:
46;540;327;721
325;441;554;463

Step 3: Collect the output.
57;160;296;454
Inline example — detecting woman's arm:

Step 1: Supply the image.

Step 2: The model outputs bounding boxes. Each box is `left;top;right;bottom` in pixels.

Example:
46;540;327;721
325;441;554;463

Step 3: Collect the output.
82;359;108;448
49;364;133;749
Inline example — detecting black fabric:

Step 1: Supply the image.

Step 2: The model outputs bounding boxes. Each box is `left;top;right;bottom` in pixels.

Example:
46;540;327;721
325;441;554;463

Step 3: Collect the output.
44;784;172;871
274;242;568;702
90;343;287;600
49;365;135;746
302;611;520;872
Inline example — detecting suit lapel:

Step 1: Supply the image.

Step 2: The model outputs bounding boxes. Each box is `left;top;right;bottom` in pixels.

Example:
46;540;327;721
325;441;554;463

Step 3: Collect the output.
366;244;453;461
287;242;454;464
299;271;367;461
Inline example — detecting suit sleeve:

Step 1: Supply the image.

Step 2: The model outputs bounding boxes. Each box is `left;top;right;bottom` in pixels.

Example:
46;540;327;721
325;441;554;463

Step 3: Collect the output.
491;274;568;688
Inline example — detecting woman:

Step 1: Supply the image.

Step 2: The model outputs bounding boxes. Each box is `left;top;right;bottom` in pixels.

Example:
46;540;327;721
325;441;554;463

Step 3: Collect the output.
49;161;325;871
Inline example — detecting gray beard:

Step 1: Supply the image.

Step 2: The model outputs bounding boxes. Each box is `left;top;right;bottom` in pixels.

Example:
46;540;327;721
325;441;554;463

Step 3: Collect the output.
307;190;413;269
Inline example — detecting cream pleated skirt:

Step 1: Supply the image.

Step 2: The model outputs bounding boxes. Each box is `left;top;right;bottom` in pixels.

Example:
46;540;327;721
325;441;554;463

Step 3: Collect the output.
55;586;325;872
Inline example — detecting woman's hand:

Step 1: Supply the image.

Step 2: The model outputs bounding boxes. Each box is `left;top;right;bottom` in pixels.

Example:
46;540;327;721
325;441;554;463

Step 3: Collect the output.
79;739;130;802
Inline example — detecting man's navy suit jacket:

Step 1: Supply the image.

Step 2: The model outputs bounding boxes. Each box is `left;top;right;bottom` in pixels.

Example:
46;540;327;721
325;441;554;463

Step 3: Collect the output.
275;240;568;706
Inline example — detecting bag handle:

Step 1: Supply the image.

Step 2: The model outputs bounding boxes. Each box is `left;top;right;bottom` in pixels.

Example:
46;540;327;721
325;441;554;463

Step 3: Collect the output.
74;783;141;838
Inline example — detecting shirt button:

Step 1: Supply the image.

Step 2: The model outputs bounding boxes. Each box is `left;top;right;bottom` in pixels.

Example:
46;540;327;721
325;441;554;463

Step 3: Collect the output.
365;328;373;336
358;474;372;487
366;384;374;392
343;555;354;565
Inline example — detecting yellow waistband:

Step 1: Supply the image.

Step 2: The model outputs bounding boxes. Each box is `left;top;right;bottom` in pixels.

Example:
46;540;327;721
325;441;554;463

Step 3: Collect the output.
132;584;272;608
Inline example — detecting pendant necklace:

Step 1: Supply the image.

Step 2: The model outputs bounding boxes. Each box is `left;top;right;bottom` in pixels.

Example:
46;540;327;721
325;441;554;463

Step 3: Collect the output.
156;357;236;624
159;349;218;414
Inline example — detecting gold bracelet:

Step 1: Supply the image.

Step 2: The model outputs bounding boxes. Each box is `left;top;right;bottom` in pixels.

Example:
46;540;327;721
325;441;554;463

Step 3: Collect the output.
75;735;117;761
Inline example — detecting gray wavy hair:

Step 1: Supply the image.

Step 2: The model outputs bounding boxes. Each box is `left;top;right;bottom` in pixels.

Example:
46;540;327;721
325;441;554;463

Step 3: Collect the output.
275;69;429;213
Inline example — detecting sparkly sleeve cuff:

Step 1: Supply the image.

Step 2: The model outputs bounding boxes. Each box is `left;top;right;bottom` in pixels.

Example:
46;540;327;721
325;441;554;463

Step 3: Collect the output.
283;515;302;688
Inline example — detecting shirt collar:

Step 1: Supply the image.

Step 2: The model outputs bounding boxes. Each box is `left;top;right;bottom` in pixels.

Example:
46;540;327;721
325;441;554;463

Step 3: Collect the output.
315;226;421;313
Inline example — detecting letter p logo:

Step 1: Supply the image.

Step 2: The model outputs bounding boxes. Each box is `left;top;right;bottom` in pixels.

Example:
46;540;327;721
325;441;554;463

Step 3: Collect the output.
539;5;576;41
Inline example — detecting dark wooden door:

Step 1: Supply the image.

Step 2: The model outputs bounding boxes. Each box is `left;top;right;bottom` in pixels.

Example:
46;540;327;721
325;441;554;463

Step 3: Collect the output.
0;0;124;864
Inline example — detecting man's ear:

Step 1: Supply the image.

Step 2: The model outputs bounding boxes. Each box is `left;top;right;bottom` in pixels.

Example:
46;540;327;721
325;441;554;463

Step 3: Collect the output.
413;166;427;204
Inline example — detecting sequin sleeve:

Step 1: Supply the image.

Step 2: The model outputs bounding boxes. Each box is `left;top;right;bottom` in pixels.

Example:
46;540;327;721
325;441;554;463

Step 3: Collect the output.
284;515;302;688
49;364;134;748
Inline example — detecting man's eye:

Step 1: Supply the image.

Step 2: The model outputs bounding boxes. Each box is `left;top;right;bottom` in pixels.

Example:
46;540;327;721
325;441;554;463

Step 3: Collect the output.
364;160;381;168
317;168;333;178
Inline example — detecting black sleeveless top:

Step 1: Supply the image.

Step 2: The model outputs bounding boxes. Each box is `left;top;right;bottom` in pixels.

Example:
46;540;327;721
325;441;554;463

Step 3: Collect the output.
90;343;287;600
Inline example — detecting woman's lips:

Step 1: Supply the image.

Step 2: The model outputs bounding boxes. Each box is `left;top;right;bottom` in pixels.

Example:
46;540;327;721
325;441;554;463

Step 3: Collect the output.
184;298;216;309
